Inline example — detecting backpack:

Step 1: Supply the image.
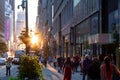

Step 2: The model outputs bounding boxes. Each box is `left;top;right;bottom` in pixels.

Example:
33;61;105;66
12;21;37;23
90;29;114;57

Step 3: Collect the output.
6;62;11;67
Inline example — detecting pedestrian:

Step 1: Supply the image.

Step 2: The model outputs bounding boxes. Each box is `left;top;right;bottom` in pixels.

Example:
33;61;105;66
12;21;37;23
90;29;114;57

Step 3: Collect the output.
100;56;120;80
43;57;47;67
73;54;79;72
57;56;64;73
40;56;44;64
80;56;85;74
82;55;92;80
6;58;12;76
63;57;73;80
88;57;101;80
53;57;57;68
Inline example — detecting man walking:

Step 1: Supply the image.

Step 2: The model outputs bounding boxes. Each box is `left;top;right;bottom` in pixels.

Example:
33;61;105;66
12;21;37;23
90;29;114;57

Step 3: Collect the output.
6;58;12;76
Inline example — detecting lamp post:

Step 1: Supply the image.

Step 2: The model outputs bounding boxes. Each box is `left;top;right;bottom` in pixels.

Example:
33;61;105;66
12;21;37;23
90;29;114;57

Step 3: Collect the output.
18;0;29;55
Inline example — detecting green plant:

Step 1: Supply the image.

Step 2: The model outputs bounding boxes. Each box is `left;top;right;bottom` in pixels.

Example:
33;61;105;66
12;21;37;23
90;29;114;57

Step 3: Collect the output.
9;77;21;80
19;55;43;79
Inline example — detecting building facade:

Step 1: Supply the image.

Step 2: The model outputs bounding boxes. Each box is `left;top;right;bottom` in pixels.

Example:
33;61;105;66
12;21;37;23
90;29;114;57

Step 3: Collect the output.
37;0;52;33
37;0;53;57
37;0;120;59
52;0;119;58
0;0;5;43
0;0;15;57
53;0;73;57
72;0;100;56
72;0;119;59
5;0;15;56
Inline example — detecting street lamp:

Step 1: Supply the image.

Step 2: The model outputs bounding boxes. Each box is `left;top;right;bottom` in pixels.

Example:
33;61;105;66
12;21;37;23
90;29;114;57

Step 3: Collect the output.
18;0;29;55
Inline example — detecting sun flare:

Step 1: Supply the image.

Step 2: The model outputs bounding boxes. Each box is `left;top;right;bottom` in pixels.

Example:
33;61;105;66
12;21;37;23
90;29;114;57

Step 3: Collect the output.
31;36;39;44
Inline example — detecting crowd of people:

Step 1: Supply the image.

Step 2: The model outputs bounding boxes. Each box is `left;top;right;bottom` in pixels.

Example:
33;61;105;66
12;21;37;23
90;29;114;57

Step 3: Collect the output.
39;54;120;80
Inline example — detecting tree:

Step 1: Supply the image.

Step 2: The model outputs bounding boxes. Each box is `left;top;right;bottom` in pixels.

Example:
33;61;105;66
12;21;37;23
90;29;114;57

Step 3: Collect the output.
18;30;30;45
0;43;8;52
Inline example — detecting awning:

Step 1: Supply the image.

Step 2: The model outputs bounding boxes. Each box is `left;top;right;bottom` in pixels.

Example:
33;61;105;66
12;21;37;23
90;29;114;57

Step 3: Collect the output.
88;33;112;44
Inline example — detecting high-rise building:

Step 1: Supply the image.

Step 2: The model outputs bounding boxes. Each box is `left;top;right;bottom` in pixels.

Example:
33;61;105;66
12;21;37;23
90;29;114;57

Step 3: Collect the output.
36;0;52;33
15;11;25;50
37;0;53;56
0;0;15;56
16;11;25;36
5;0;15;57
0;0;5;43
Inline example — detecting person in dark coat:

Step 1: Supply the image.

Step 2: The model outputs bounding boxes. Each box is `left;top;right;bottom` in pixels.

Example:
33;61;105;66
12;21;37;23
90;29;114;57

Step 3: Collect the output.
82;55;92;80
57;56;64;72
6;58;12;76
73;54;79;72
88;57;101;80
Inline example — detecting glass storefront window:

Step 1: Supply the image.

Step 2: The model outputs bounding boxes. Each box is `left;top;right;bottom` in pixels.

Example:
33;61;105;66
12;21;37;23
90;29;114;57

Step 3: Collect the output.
108;10;119;33
90;13;99;35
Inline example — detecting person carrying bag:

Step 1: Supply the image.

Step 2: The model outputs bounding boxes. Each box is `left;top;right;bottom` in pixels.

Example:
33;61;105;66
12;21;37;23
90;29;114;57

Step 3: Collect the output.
6;58;12;76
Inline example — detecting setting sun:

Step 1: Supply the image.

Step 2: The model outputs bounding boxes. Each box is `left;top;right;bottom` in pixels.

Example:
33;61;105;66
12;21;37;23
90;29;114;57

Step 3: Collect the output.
31;36;39;44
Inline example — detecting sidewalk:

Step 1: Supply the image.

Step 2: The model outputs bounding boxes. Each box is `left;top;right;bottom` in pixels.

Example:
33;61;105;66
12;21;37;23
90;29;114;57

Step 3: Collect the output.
43;64;83;80
0;76;9;80
0;65;19;80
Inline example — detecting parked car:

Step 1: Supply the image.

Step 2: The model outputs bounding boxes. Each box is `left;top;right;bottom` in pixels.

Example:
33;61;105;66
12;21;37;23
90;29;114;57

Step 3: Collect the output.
12;58;20;65
15;50;25;58
0;58;6;65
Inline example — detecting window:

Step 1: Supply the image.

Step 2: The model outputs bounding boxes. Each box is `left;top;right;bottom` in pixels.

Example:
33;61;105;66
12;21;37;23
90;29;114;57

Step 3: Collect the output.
74;0;80;7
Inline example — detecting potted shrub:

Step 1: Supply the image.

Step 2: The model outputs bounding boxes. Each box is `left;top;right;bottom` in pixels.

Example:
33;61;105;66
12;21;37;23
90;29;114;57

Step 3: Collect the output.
18;55;43;80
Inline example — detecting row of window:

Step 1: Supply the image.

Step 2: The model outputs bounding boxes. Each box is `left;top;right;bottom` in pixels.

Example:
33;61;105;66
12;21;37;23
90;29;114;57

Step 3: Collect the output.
74;0;99;22
53;0;73;35
53;0;63;15
61;0;73;28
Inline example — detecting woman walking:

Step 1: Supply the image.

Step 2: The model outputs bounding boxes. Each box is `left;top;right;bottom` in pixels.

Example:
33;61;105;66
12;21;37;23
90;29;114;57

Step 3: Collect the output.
63;57;73;80
100;56;120;80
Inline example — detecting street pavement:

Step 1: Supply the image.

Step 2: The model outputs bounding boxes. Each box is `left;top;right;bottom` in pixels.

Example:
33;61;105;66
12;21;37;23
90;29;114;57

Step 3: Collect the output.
42;64;83;80
0;65;19;80
0;64;82;80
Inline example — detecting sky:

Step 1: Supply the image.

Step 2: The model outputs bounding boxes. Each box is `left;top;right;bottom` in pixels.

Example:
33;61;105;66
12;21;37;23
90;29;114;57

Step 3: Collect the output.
15;0;38;29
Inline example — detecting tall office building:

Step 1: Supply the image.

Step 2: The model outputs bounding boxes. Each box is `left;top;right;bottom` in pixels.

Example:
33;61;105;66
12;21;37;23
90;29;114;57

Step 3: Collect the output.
37;0;52;34
37;0;53;56
4;0;15;57
0;0;5;43
15;11;25;50
16;11;25;36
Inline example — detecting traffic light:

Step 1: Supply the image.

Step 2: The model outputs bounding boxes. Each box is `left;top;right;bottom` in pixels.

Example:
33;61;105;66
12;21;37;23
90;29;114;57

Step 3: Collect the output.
113;31;119;43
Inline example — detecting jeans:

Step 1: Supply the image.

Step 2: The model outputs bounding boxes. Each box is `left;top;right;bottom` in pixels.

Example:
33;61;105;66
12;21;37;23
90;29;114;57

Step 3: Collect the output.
6;67;11;76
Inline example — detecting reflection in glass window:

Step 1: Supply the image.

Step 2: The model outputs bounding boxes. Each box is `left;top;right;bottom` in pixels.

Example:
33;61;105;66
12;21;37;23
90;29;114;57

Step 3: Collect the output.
108;10;119;33
74;0;80;7
90;13;99;34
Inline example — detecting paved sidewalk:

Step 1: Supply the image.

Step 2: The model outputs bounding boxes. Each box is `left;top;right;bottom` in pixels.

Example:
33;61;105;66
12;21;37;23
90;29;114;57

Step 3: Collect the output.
43;64;83;80
0;65;19;80
0;76;9;80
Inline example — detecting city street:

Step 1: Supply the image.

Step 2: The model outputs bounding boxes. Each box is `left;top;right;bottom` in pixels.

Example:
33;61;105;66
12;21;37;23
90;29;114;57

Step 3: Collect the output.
0;64;82;80
0;65;19;80
0;0;119;80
